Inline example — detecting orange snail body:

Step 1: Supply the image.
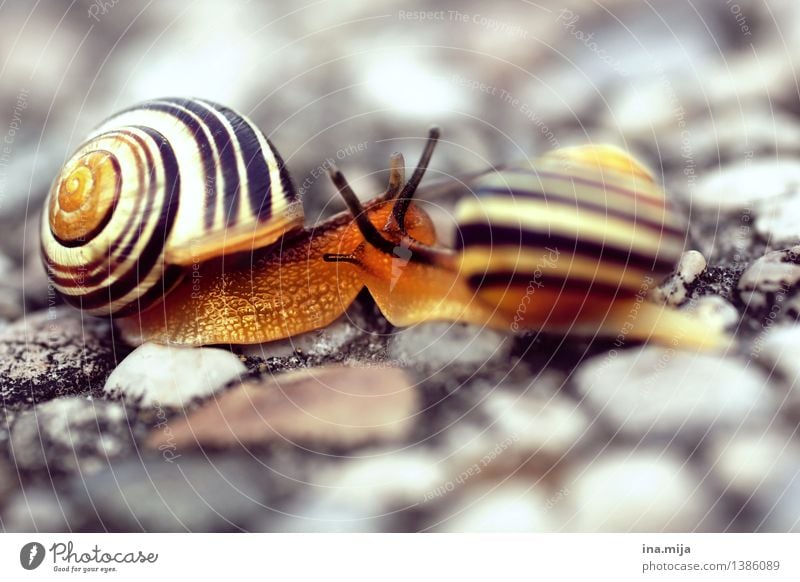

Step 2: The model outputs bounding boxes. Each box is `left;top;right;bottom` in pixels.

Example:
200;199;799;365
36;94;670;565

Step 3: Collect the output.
42;98;723;349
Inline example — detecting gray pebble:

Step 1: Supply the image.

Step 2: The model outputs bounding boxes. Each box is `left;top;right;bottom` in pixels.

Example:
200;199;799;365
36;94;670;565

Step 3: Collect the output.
0;457;16;507
389;322;511;370
441;375;591;481
693;159;800;212
685;295;740;331
433;482;559;532
575;346;773;441
761;475;800;532
751;323;800;418
267;450;445;532
706;429;800;526
69;454;270;532
2;486;78;532
738;247;800;310
562;450;718;532
241;312;363;360
10;396;134;475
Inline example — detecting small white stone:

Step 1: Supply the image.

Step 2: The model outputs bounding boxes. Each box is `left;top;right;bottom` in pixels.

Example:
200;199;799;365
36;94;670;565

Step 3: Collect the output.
563;450;716;532
707;429;800;502
755;194;800;244
654;250;707;305
738;247;800;310
752;323;800;415
273;451;446;532
479;380;591;460
389;322;510;369
435;483;557;532
684;295;740;331
104;343;246;407
694;160;800;211
575;346;773;439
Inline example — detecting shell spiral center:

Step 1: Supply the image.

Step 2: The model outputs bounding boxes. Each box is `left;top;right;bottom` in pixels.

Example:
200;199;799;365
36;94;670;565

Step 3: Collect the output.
49;150;121;245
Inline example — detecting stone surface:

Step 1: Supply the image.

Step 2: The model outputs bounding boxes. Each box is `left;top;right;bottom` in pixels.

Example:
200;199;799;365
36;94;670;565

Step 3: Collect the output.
0;457;15;507
738;247;800;311
2;487;78;532
685;295;740;332
2;0;800;535
147;366;418;451
267;450;445;532
575;347;774;441
761;475;800;532
563;450;717;532
9;396;134;475
0;308;123;409
104;343;247;408
441;375;591;483
707;429;800;517
242;318;360;359
389;322;511;370
69;454;270;532
752;323;800;418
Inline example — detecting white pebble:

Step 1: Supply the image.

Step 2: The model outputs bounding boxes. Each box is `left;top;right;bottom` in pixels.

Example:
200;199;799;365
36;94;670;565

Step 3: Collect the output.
694;160;800;211
752;323;800;413
707;429;800;501
575;346;773;439
436;483;557;533
684;295;740;331
104;343;246;407
563;450;716;531
654;250;707;305
738;247;800;309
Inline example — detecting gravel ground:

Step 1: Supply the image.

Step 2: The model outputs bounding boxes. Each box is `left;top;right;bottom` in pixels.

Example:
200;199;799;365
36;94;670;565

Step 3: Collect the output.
1;0;800;532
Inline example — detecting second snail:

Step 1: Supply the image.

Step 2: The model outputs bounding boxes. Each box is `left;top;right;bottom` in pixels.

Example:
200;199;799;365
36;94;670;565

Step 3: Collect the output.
41;98;723;349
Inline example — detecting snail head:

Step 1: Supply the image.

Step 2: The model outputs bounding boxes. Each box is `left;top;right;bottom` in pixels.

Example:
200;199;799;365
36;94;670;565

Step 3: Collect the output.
323;126;450;268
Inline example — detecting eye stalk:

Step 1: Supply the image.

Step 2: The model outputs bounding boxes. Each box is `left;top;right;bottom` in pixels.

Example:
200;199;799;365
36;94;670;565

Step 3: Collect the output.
325;126;450;267
392;126;440;231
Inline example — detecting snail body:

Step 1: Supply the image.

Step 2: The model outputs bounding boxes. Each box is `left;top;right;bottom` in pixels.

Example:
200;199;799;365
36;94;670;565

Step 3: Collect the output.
42;99;721;349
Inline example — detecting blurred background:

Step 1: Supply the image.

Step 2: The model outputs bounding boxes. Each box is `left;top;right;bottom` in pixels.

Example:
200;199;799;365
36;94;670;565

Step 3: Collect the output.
1;0;800;533
2;0;798;227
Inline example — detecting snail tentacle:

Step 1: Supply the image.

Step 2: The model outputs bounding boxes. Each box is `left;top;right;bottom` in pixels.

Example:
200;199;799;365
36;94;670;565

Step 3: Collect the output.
392;125;440;230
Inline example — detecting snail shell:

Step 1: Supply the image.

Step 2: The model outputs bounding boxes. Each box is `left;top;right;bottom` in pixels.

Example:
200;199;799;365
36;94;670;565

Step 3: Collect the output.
41;98;303;316
454;145;687;327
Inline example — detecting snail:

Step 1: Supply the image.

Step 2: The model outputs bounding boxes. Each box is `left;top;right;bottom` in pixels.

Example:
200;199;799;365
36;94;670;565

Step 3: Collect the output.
41;98;722;349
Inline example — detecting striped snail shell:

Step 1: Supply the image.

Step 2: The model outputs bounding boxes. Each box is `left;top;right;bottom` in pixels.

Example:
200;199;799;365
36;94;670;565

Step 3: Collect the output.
454;145;686;329
41;98;303;316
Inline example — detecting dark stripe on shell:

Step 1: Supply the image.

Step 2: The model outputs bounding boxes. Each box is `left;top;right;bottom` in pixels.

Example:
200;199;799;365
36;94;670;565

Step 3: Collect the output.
143;100;218;229
169;98;241;228
455;222;677;274
466;270;629;297
210;102;274;224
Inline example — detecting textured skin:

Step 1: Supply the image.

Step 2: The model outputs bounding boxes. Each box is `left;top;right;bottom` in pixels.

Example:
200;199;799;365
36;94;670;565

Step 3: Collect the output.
115;201;500;345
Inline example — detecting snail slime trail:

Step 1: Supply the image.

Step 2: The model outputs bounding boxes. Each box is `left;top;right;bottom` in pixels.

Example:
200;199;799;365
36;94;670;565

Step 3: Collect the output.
41;98;725;349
